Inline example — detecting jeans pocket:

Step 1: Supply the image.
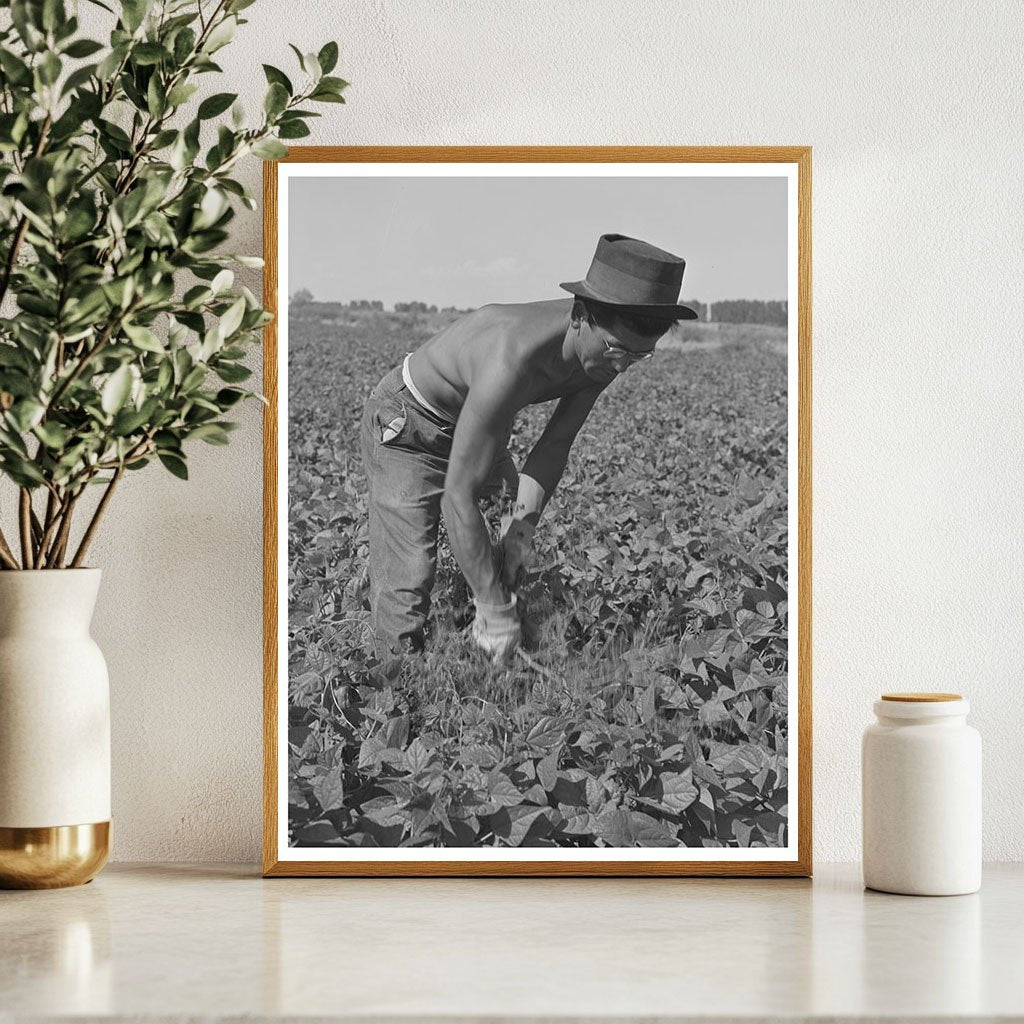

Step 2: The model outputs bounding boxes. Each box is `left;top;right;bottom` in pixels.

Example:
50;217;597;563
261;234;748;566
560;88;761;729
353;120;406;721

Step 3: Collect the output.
374;395;409;445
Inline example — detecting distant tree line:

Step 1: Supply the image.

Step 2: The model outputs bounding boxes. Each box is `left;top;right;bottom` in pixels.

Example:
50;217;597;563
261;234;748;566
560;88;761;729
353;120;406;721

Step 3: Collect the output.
289;293;786;327
394;301;438;314
700;299;787;327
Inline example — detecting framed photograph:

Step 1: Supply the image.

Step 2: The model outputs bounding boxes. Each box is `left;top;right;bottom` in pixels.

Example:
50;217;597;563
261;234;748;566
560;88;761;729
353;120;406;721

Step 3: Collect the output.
263;147;811;876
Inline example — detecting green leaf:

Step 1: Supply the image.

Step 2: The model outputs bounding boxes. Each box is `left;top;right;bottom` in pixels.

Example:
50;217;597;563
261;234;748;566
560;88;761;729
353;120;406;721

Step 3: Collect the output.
132;42;168;66
9;399;45;432
10;1;44;51
0;347;29;371
96;43;127;81
263;81;288;118
189;422;231;445
34;421;70;449
180;365;206;392
17;293;58;317
98;117;132;150
217;296;246;340
215;387;246;407
121;0;153;33
63;38;104;58
112;404;152;436
203;15;236;53
309;88;345;104
262;64;292;95
101;365;133;415
40;0;64;32
158;452;188;479
210;269;234;294
214;362;251;383
60;62;97;96
250;137;287;160
38;51;62;86
123;322;164;353
198;91;237;119
57;14;80;42
173;26;196;65
166;82;199;107
182;285;212;310
317;41;339;75
146;74;166;118
277;120;309;140
1;455;46;487
0;50;33;86
148;128;177;150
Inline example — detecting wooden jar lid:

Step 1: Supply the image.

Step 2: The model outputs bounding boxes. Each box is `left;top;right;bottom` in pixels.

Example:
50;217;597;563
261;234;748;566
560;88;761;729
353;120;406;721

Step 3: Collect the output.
881;692;962;702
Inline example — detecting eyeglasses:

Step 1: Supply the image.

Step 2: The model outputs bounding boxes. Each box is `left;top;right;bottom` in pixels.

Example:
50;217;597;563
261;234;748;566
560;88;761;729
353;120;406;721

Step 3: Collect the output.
603;337;656;366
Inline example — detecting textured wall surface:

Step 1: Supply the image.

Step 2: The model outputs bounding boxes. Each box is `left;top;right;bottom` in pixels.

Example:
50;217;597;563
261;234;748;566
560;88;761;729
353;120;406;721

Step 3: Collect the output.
65;1;1024;862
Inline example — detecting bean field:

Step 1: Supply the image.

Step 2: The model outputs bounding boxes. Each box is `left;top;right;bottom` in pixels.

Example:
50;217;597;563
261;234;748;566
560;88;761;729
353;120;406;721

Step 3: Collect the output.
286;306;791;850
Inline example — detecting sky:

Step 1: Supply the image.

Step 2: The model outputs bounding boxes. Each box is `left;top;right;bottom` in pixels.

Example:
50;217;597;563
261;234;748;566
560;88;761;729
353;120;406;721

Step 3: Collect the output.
287;174;788;309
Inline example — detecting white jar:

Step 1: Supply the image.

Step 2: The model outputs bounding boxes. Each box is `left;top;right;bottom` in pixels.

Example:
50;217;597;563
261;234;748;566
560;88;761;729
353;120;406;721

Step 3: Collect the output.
862;692;981;895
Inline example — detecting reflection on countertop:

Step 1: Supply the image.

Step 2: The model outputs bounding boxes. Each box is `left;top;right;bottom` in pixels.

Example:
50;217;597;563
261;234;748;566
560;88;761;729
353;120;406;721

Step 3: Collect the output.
2;863;1021;1020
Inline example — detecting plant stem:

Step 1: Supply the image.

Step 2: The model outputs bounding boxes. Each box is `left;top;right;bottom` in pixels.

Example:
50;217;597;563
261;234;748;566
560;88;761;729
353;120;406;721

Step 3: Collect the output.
45;492;79;569
0;527;19;570
42;488;56;534
36;487;66;566
70;465;124;568
18;489;34;569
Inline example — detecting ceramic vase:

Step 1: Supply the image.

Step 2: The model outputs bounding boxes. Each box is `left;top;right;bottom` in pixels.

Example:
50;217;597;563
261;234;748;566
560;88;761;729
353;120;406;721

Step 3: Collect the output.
0;569;111;888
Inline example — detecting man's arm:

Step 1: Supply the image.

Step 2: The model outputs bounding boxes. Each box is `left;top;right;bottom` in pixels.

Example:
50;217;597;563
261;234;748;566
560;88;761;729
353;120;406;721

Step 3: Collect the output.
496;385;607;590
519;384;607;514
441;365;519;606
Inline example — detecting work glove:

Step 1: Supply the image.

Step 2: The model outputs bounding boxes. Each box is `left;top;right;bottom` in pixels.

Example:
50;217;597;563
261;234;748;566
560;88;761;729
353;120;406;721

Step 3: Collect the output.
471;593;521;662
499;516;537;588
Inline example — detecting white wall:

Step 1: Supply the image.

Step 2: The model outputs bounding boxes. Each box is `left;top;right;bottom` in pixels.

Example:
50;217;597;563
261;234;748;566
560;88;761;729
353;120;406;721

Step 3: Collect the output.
71;0;1024;862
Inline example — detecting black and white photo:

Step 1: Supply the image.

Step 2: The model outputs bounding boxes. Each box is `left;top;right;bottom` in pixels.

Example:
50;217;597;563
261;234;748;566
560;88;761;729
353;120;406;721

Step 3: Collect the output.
264;148;811;876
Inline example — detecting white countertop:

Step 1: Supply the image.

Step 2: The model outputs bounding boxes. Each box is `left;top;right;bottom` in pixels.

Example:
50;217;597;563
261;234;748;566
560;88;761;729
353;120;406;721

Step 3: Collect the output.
2;862;1021;1022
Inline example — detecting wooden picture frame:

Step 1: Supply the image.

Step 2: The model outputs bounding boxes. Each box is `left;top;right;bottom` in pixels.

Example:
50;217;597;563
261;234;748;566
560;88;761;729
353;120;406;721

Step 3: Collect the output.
263;147;812;876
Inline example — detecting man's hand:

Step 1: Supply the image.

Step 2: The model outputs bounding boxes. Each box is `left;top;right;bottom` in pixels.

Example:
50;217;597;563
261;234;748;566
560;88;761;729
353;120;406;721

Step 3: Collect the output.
471;594;521;661
499;516;537;588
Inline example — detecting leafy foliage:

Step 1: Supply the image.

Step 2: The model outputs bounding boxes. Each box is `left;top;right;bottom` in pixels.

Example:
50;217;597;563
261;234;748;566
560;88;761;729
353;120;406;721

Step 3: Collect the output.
287;306;790;849
0;0;347;569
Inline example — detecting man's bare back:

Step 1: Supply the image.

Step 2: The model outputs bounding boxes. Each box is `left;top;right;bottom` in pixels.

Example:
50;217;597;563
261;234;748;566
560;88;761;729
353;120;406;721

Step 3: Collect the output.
407;298;603;422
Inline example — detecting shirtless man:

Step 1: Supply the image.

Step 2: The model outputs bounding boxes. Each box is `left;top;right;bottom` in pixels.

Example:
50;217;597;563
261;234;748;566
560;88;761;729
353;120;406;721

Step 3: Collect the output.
360;233;698;658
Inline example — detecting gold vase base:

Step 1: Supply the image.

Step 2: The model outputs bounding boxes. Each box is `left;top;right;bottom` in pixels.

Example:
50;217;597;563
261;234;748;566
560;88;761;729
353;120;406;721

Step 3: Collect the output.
0;821;110;889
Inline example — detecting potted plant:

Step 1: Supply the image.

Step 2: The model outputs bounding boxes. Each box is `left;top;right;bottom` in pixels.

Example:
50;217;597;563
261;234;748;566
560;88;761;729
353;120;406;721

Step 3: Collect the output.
0;0;345;887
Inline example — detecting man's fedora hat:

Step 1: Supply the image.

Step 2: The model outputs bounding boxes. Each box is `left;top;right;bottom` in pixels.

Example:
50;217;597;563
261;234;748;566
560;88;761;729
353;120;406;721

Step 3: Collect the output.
560;233;698;320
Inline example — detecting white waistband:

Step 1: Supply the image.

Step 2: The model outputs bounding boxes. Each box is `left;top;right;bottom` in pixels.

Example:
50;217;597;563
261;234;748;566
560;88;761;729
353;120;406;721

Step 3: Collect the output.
402;354;453;423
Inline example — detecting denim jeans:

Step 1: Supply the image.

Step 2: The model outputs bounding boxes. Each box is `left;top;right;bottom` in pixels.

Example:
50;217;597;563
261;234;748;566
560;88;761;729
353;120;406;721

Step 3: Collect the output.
360;365;516;653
